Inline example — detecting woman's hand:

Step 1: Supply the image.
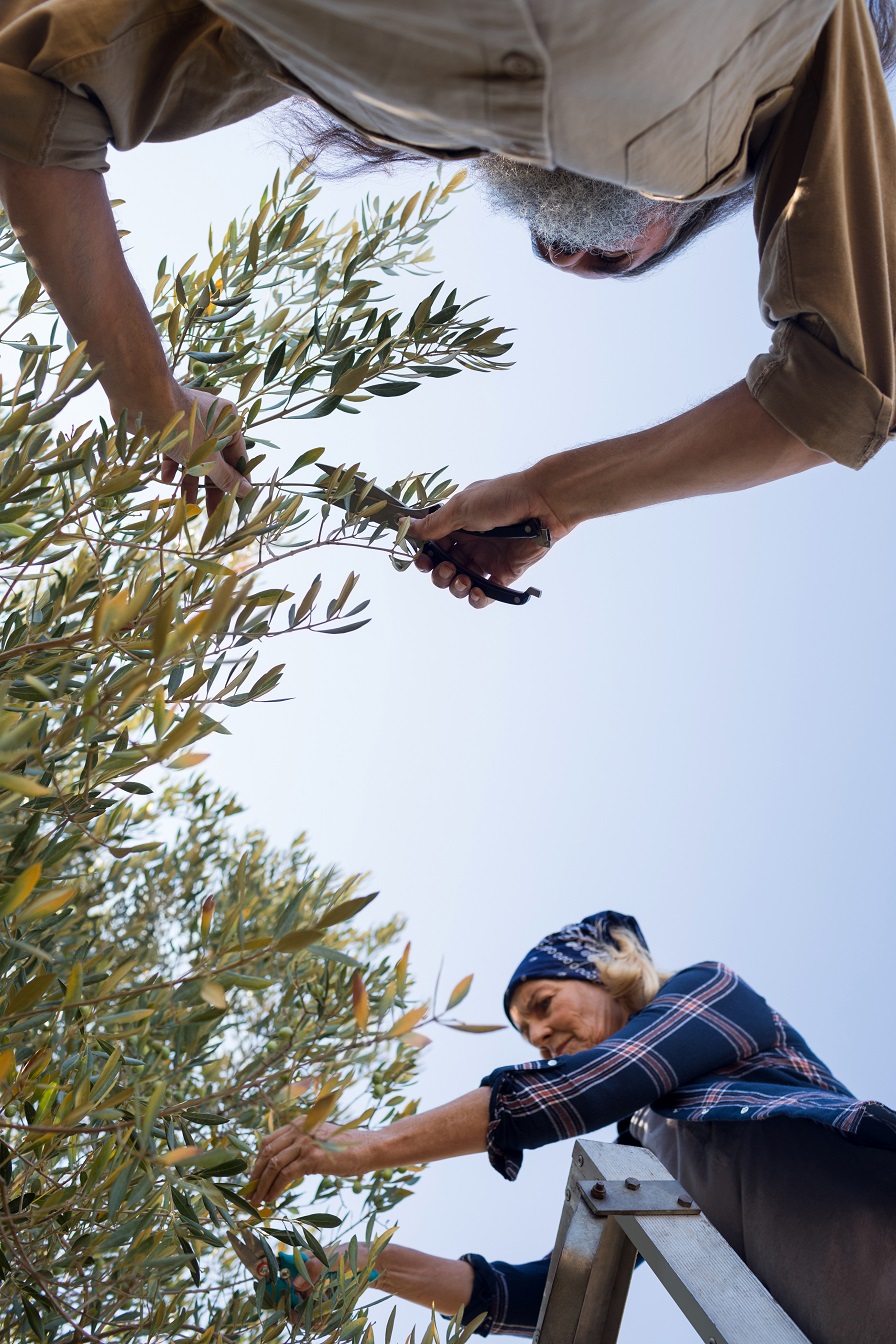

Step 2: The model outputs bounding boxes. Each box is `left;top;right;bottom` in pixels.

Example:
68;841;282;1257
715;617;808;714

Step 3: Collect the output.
249;1089;490;1208
248;1122;375;1207
273;1240;371;1303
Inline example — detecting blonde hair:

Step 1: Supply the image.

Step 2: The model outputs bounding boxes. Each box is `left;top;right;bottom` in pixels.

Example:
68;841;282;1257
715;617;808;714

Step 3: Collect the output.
591;927;670;1017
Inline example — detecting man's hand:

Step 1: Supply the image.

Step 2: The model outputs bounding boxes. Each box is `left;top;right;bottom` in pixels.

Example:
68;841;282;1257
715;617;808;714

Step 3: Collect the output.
409;383;829;608
248;1121;373;1207
408;468;572;608
0;157;250;516
144;386;252;515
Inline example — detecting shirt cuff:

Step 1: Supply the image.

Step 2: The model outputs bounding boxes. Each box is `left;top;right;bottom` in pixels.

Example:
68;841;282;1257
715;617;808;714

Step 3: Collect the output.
458;1254;505;1337
747;320;894;469
482;1064;546;1181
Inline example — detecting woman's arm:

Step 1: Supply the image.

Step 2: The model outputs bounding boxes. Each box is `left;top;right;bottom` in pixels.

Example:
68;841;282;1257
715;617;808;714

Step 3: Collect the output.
375;1245;475;1315
249;1087;491;1207
409;382;828;607
0;155;248;511
299;1242;475;1316
298;1242;549;1336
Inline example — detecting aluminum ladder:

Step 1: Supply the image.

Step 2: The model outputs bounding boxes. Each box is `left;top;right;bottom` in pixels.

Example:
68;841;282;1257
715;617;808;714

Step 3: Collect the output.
534;1139;812;1344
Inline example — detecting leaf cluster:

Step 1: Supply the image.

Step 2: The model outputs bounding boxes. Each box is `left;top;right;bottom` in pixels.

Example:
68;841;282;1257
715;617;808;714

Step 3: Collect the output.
0;164;511;1344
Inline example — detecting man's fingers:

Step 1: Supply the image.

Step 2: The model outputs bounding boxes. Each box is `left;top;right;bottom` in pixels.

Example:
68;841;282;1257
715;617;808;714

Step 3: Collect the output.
408;499;465;542
296;1256;326;1291
208;453;252;498
156;394;252;519
431;561;456;591
250;1123;326;1204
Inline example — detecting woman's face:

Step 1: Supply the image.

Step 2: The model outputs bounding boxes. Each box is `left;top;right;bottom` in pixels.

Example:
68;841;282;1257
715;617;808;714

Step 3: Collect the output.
508;977;628;1058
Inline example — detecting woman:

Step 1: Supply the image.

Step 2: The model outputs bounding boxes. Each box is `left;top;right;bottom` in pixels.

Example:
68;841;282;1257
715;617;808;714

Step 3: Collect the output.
249;912;896;1343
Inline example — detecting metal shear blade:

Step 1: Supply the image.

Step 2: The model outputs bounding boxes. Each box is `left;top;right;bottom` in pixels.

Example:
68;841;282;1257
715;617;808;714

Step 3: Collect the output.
316;464;548;606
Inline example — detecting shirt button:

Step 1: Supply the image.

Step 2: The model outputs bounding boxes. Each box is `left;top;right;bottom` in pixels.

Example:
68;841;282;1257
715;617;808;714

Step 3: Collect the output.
500;51;540;80
547;1059;558;1067
740;1107;749;1114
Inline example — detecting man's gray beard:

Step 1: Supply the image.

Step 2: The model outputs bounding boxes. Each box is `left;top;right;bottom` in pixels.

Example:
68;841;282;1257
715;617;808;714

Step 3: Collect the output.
472;155;688;253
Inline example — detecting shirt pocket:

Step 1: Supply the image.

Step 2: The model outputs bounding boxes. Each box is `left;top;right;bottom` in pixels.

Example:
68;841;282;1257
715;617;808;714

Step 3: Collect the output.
623;0;822;200
625;78;793;200
625;77;715;198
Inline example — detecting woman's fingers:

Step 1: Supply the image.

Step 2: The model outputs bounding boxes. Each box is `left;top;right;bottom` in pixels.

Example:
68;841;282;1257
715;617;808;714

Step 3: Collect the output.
250;1121;344;1206
250;1123;306;1204
295;1255;327;1295
261;1153;313;1205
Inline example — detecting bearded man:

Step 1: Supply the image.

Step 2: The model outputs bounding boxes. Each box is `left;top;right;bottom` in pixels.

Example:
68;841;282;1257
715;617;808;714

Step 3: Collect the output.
1;0;894;602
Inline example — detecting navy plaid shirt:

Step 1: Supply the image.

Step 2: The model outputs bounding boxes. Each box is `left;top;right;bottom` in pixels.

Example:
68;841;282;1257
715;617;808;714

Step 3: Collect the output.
461;962;896;1335
482;961;896;1180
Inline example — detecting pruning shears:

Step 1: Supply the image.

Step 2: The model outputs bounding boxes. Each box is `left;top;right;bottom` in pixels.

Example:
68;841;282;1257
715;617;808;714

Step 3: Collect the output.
229;1228;303;1310
227;1229;378;1312
316;463;550;606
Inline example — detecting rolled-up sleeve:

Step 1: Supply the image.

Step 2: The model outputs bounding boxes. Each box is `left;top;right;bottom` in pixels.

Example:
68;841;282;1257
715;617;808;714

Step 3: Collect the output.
747;0;896;467
0;1;286;172
458;1253;551;1338
481;963;778;1181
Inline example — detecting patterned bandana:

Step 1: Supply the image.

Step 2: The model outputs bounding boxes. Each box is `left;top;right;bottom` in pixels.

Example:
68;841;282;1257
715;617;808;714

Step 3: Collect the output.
503;911;649;1020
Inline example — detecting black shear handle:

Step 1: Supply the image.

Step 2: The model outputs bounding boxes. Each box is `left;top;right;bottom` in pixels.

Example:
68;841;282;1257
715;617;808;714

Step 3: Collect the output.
460;517;551;544
422;541;541;606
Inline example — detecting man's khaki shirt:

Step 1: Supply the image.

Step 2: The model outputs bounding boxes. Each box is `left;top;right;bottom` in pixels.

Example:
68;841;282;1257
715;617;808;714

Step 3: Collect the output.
1;0;894;469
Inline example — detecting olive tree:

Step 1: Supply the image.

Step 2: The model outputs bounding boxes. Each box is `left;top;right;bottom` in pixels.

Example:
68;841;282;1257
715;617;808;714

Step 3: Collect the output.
0;163;507;1343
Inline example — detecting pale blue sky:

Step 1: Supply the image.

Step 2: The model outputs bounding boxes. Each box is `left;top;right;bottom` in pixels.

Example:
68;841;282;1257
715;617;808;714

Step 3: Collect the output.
105;106;896;1342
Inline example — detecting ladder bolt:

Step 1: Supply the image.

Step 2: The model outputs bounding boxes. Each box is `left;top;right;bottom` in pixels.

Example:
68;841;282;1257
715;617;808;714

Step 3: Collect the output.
677;1194;693;1208
575;1153;584;1167
564;1187;571;1202
624;1177;641;1191
590;1180;606;1199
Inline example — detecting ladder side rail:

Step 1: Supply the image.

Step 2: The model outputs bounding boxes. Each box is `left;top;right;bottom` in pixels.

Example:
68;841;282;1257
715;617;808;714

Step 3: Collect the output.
536;1140;813;1344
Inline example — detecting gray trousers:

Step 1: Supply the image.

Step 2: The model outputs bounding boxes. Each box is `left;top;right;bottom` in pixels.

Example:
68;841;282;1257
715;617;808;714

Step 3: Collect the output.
643;1111;896;1344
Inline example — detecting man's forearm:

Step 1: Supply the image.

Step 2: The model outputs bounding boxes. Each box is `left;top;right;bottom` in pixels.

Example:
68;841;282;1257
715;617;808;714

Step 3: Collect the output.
0;154;176;419
533;380;830;525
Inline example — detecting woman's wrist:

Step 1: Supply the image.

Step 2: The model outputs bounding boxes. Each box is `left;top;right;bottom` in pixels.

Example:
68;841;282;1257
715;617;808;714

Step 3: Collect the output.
372;1244;475;1313
354;1088;491;1174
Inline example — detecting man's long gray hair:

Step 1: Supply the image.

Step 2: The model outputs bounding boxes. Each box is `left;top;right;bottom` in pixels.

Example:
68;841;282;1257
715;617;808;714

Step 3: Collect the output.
276;0;896;275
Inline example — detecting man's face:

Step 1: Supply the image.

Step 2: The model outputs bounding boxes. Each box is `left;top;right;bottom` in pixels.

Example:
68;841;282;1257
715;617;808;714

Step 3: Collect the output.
473;155;692;278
